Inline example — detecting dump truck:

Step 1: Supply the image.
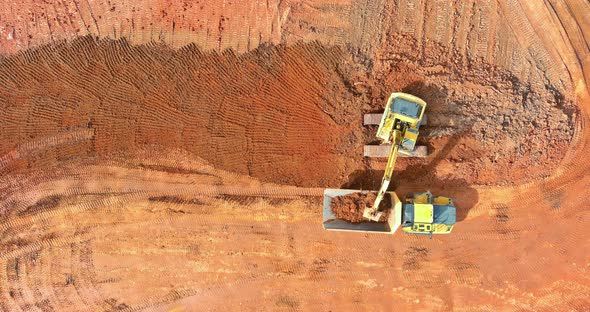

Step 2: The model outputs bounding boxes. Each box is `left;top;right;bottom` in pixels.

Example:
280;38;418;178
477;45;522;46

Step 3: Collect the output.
323;93;457;236
323;189;456;235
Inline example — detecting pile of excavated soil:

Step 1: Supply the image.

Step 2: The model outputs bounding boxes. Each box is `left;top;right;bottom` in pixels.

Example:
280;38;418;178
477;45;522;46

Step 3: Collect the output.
330;192;391;223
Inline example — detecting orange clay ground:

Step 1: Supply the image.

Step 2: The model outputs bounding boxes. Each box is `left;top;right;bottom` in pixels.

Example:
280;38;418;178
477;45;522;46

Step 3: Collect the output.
0;0;589;311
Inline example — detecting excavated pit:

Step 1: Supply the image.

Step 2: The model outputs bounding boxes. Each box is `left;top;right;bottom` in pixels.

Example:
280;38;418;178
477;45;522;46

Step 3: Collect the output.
0;38;361;187
0;36;575;188
0;1;588;310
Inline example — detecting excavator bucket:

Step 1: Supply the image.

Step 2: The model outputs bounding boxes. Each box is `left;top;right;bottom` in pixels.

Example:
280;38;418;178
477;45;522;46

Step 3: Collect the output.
322;189;402;234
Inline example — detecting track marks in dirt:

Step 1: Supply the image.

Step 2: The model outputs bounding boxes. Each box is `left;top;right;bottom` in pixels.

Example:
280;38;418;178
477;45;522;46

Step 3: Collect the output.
402;246;429;271
0;157;589;310
0;157;377;310
0;1;285;54
0;37;362;187
17;195;62;217
70;241;102;309
0;128;94;173
0;0;587;310
371;30;575;184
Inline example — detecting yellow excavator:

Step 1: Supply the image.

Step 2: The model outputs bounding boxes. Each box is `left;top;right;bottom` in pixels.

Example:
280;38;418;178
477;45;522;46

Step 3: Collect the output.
363;93;426;221
323;93;456;236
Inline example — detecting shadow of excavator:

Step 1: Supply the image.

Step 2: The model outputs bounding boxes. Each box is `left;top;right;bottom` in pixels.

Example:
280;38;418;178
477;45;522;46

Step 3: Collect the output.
341;129;478;222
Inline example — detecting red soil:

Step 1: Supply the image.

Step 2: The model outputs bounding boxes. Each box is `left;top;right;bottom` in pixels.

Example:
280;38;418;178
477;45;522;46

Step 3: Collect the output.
0;0;588;311
0;36;574;188
330;192;391;223
0;38;361;187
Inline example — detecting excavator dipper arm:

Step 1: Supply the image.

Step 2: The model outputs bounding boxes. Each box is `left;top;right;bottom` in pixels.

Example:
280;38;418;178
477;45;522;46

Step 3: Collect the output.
363;127;404;221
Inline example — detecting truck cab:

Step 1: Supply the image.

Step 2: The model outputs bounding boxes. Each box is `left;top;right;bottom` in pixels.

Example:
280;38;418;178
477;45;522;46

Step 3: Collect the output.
401;192;456;235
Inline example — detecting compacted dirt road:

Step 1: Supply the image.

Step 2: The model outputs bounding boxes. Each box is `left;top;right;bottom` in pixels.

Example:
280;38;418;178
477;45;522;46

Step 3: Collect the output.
0;0;589;311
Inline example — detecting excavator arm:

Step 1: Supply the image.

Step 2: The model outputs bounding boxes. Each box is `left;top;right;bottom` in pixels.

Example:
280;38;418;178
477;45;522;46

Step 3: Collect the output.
323;93;434;232
363;124;405;221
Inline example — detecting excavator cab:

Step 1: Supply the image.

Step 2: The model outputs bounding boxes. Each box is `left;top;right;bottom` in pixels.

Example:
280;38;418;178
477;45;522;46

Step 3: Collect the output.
376;93;426;152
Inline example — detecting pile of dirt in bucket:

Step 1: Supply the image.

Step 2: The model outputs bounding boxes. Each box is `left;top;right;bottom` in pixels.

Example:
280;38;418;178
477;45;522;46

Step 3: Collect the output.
330;192;391;223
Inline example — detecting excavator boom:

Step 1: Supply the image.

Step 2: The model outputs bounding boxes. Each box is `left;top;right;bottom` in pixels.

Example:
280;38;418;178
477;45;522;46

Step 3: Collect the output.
363;128;403;221
363;94;426;221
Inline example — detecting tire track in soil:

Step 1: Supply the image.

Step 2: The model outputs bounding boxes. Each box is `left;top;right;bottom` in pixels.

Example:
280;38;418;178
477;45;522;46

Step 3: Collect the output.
0;164;324;221
85;217;396;311
69;241;101;310
13;256;43;312
39;250;61;311
1;155;586;309
3;193;380;310
0;259;21;311
0;37;361;188
5;257;38;312
28;251;57;312
72;214;298;311
3;178;324;303
49;244;81;310
1;177;587;310
111;217;455;307
0;128;94;173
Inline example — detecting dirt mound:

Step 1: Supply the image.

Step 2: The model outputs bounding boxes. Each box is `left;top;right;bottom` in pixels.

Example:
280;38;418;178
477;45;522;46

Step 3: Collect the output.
330;192;391;223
